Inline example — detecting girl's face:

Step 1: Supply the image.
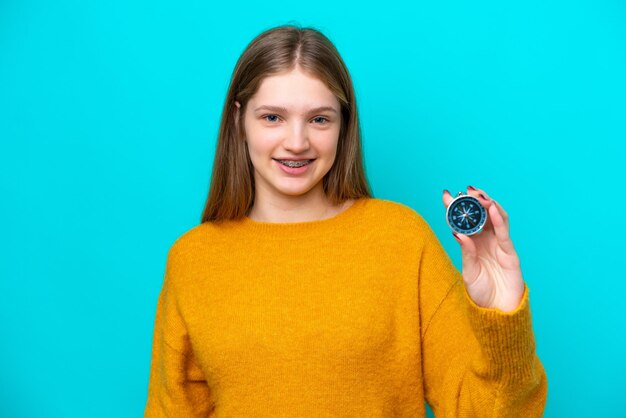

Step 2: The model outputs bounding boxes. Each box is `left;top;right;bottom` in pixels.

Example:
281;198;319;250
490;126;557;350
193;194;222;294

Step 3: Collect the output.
236;67;342;204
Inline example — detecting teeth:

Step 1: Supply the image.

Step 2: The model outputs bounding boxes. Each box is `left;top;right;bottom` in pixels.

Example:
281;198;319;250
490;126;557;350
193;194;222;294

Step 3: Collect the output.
277;159;312;168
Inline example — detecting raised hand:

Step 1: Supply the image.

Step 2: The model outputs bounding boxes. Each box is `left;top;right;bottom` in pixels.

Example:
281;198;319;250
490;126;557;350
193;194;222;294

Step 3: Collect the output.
442;186;525;313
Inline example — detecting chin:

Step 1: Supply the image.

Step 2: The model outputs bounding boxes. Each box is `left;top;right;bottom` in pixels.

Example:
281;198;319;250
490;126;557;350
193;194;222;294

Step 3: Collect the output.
273;185;316;197
270;177;322;195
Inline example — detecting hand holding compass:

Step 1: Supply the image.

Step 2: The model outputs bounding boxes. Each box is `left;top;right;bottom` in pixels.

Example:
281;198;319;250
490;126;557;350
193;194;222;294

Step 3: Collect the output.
442;186;525;313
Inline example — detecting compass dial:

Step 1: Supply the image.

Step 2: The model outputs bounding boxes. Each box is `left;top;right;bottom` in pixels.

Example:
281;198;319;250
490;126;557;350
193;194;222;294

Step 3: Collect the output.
446;195;487;235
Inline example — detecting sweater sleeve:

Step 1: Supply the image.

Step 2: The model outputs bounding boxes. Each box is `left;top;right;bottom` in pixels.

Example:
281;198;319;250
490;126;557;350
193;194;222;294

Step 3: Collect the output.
144;245;214;418
417;221;548;417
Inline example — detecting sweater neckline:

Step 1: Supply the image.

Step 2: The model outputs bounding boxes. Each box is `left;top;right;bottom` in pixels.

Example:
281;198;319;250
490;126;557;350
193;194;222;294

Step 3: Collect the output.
237;197;369;237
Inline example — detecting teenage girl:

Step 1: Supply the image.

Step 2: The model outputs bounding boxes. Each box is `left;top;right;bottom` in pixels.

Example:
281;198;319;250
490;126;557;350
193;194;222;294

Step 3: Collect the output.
145;24;547;417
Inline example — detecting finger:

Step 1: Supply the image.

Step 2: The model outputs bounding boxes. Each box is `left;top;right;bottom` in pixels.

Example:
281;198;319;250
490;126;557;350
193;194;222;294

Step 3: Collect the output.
452;232;481;285
493;198;509;225
488;200;516;256
442;189;454;208
467;185;493;208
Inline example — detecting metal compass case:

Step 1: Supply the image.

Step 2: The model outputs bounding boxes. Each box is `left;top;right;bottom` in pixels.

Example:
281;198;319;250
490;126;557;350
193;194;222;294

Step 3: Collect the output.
446;192;488;236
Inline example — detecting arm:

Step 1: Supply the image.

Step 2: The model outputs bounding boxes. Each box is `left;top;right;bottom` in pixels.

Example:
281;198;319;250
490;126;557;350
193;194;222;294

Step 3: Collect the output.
144;245;214;417
419;222;548;417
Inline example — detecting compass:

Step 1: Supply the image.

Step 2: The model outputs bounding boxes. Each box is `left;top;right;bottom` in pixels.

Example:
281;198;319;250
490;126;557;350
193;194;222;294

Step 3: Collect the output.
446;192;488;235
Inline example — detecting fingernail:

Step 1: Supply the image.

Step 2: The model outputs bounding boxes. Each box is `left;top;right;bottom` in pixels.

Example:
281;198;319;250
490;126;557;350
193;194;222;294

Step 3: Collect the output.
467;185;476;191
443;189;450;195
452;232;461;241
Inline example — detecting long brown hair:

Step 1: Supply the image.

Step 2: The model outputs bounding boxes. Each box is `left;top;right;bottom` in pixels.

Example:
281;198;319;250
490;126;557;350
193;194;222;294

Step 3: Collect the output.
200;24;373;223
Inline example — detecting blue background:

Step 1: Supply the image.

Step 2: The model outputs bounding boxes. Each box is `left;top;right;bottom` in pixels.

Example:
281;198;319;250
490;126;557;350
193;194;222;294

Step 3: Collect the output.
1;1;625;416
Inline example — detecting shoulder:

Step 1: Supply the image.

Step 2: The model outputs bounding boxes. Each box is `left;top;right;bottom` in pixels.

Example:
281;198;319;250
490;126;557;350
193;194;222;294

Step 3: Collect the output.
361;197;439;248
164;222;224;266
365;197;433;232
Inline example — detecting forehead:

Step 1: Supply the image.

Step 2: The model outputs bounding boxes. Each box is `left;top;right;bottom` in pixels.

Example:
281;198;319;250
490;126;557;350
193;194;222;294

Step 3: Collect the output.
250;68;339;110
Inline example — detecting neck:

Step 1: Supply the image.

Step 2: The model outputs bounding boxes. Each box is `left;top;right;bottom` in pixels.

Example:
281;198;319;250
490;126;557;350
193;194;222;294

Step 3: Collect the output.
247;191;350;224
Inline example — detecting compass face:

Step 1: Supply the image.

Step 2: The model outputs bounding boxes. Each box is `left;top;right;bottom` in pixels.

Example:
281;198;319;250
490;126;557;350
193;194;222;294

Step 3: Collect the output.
446;195;487;235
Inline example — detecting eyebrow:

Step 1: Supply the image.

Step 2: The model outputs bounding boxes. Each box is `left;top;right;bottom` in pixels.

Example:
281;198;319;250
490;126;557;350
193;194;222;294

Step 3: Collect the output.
253;105;338;114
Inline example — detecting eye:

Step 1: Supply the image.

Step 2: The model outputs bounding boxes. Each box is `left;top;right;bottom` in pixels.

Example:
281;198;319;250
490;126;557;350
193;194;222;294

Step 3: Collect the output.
262;114;281;123
312;116;329;124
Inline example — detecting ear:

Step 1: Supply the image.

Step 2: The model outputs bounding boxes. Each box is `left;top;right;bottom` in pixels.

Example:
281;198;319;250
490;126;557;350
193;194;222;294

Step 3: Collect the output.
233;100;241;126
234;100;244;140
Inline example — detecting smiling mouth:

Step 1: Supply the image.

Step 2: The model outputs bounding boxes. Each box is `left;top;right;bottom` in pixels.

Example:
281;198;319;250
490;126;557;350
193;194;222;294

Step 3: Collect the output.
272;159;316;168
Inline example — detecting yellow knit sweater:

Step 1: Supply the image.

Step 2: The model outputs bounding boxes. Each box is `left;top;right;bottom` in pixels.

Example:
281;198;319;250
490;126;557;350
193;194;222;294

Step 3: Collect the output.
144;197;547;417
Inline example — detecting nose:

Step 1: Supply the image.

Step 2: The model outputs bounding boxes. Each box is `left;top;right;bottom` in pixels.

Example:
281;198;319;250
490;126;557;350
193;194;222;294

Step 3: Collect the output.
282;121;310;153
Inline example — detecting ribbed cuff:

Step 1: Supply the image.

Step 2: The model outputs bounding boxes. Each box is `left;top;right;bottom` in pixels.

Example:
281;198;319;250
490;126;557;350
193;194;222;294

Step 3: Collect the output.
464;285;538;385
